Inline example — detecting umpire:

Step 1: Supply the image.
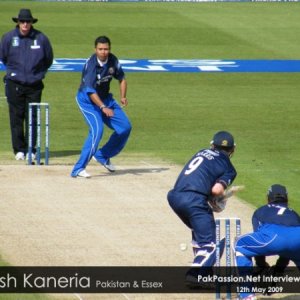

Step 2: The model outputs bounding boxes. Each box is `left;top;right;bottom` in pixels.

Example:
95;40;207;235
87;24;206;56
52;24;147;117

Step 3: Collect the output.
0;9;53;161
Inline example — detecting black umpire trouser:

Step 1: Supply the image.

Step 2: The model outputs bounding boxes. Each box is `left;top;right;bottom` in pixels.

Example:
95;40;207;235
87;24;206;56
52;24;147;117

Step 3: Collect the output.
6;79;44;154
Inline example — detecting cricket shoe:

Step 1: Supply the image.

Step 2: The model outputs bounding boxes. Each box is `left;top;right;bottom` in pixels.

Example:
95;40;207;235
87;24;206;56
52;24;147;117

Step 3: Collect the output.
77;170;91;178
103;159;116;172
93;156;116;172
15;152;25;160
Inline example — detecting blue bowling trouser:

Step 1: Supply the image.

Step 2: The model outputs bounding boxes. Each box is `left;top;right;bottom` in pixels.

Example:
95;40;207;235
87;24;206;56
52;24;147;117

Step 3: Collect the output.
71;92;131;177
235;224;300;267
235;224;300;298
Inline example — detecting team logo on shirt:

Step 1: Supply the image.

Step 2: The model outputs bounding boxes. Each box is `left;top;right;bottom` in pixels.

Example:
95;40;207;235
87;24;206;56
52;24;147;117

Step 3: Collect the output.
221;140;229;146
12;37;19;47
31;39;41;49
96;74;101;85
108;67;114;75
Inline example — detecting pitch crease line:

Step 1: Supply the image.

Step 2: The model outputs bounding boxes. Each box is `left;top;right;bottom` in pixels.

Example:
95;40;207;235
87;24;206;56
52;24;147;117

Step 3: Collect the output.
74;293;84;300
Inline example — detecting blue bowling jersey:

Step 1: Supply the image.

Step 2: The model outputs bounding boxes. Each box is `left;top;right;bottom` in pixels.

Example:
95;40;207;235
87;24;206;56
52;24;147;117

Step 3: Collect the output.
79;53;125;100
172;148;237;196
252;203;300;230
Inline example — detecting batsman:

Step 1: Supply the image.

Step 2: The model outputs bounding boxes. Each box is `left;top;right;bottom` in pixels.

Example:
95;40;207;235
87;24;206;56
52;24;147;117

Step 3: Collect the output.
168;131;241;268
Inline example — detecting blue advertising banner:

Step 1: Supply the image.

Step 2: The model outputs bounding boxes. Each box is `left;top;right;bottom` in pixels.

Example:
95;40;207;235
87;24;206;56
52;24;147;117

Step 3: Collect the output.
1;59;300;73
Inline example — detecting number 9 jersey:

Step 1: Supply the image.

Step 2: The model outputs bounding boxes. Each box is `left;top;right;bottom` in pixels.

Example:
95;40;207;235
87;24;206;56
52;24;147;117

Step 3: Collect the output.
171;148;237;196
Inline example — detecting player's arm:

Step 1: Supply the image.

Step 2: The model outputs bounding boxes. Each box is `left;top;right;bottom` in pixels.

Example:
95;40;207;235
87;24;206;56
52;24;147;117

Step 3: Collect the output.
89;92;114;117
82;58;114;117
212;165;238;197
0;35;8;65
252;210;261;231
211;182;225;197
119;78;128;107
207;183;226;212
42;35;54;69
213;164;237;196
208;179;243;213
114;57;127;107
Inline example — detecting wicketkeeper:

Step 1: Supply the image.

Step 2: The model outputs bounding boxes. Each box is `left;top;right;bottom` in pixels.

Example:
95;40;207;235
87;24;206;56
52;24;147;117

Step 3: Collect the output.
235;184;300;300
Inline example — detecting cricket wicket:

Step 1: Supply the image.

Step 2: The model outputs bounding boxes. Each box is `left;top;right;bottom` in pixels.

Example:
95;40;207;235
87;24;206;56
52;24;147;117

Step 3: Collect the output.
215;217;241;300
28;102;50;165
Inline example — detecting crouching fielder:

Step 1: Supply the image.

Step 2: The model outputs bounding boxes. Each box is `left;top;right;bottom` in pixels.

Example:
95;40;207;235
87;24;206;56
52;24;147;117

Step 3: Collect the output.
235;184;300;300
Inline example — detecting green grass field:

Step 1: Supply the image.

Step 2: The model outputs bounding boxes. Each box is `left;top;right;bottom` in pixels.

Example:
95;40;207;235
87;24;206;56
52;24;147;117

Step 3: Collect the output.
0;1;300;299
1;1;300;209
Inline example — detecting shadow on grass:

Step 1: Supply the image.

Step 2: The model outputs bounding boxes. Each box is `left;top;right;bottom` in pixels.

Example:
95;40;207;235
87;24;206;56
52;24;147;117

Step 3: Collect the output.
46;150;80;158
0;255;51;300
93;167;169;177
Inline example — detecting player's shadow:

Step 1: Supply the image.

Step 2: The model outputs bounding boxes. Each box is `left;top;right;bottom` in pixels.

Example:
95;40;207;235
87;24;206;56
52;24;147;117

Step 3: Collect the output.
50;150;80;157
93;167;169;177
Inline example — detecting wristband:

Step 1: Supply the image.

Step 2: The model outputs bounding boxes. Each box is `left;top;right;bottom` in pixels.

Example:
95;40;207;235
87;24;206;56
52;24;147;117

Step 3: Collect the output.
100;104;106;110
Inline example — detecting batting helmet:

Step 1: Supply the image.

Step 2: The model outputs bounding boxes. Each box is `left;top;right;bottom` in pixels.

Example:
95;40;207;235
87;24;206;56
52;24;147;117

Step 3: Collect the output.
267;184;288;203
211;131;235;151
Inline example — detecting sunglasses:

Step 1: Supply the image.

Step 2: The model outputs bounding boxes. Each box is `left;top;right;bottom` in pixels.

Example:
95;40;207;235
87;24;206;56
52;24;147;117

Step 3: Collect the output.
19;20;32;24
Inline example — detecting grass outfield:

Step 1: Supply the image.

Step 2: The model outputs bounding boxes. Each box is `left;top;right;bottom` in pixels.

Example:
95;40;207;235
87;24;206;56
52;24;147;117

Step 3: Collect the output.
0;1;300;212
0;257;50;300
